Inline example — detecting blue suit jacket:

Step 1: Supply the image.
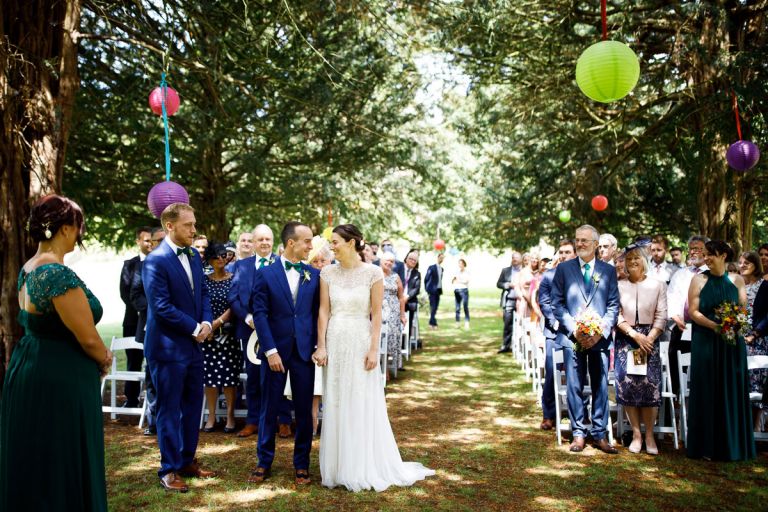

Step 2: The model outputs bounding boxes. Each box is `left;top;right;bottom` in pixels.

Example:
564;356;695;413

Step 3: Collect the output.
227;254;276;342
142;240;213;362
537;267;561;342
424;264;442;295
250;260;320;362
551;258;619;349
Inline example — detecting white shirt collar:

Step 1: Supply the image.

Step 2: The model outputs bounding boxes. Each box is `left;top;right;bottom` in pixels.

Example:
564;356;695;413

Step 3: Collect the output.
578;256;595;268
139;252;147;262
164;237;183;256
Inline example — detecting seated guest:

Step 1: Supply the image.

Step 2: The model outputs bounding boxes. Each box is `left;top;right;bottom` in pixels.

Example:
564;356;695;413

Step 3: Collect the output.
615;244;667;454
759;243;768;279
380;252;407;377
740;251;767;430
201;243;241;433
686;240;755;461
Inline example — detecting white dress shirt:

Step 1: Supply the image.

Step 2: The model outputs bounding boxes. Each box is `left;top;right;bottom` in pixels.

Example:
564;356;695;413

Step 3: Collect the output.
263;256;301;358
246;253;273;328
667;264;708;320
649;260;672;284
163;237;210;337
578;256;595;282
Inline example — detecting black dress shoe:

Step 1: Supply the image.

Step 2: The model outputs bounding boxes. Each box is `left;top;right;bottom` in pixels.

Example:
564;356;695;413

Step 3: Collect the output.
497;348;512;354
143;427;156;436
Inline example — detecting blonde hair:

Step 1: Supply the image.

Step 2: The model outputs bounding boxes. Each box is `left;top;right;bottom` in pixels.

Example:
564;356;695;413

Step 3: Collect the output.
624;247;650;275
160;203;194;229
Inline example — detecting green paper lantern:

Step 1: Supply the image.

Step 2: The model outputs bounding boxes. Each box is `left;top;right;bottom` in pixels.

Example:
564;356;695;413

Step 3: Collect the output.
576;41;640;103
558;210;572;223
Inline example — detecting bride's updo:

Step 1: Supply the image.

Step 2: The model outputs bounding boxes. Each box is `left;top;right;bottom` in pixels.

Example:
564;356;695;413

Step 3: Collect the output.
27;194;85;245
332;224;366;261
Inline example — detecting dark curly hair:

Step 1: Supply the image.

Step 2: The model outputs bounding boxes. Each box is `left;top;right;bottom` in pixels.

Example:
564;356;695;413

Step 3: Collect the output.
333;224;365;261
27;195;85;246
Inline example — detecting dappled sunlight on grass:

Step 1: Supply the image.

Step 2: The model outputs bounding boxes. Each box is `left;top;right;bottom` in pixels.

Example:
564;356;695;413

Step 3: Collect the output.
197;443;242;456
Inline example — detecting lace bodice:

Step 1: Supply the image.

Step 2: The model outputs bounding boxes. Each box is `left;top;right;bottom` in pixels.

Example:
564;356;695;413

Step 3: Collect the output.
320;263;383;317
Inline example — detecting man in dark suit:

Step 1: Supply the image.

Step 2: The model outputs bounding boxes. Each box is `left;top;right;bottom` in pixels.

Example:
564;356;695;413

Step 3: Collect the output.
119;226;152;407
496;251;522;353
247;222;320;486
537;239;575;430
424;252;444;330
227;224;278;439
403;249;421;349
551;225;620;454
143;203;216;492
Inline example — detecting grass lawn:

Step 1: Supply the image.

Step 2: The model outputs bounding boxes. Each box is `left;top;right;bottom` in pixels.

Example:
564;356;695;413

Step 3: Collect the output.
100;288;768;511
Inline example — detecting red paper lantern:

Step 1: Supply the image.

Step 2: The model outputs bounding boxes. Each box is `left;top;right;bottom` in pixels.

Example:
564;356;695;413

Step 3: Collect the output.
591;195;608;212
433;239;446;251
148;86;181;116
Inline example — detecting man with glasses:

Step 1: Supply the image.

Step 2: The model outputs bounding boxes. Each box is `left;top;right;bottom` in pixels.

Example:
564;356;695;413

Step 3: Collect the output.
666;235;709;394
598;233;618;265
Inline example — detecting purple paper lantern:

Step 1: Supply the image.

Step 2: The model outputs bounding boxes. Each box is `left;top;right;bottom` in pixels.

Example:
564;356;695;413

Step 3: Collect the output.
147;181;189;218
726;140;760;171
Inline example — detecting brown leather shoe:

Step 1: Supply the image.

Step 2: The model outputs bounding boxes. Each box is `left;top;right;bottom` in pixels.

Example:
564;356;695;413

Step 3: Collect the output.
160;472;189;493
295;469;311;486
178;459;217;478
247;466;270;483
593;438;618;454
540;418;554;431
278;423;292;438
237;423;258;438
569;437;586;453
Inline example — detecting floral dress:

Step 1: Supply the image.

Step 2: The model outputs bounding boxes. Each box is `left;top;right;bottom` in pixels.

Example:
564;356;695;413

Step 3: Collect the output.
382;272;403;369
746;279;767;409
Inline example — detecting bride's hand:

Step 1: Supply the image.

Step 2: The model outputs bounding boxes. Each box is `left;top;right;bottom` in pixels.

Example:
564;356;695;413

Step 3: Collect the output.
364;349;378;371
312;347;328;367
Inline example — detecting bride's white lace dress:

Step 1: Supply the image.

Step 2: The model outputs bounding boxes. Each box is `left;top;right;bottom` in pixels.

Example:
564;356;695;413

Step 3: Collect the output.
319;263;435;492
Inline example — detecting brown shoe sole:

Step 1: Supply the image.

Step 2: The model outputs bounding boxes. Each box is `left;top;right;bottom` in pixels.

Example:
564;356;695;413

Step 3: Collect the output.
247;467;270;483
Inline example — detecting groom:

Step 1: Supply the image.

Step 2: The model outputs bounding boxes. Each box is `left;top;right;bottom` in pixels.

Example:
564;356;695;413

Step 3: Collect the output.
248;222;320;485
551;224;619;454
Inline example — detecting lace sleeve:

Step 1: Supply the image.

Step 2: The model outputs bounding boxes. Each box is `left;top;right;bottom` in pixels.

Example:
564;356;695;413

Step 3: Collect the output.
26;263;83;314
369;264;384;288
320;264;335;284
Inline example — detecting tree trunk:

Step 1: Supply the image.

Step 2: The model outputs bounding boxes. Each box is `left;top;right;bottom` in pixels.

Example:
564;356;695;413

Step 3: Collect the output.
0;0;81;374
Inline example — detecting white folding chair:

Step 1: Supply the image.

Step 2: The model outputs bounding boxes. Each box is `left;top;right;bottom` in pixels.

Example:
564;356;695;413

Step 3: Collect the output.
677;351;692;446
410;304;420;351
656;341;679;448
101;336;146;424
379;315;390;386
747;355;768;440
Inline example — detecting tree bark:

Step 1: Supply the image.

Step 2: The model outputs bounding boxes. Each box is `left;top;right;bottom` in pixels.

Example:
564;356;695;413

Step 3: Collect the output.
0;0;81;375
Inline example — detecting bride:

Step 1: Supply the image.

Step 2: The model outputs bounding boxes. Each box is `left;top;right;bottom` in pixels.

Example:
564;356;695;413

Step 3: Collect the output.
312;224;435;492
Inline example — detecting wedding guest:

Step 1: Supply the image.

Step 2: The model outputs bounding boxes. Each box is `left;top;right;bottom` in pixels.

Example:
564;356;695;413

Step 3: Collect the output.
193;234;209;258
424;252;445;330
514;252;539;319
362;243;376;263
649;235;676;284
1;195;111;510
667;235;709;395
669;246;686;269
381;252;407;376
740;252;767;429
201;243;241;433
686;240;755;461
615;252;628;281
403;249;422;345
497;251;523;353
119;226;152;408
599;233;618;265
370;241;380;263
759;243;768;278
453;258;471;329
615;244;667;454
236;231;255;260
307;237;334;434
380;238;405;282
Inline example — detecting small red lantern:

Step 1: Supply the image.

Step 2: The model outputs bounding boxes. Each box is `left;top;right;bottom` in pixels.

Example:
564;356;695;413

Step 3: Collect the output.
433;239;446;251
148;86;181;116
591;195;608;212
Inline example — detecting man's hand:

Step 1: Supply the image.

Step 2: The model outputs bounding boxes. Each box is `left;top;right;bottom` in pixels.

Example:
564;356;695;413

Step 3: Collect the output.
577;333;601;350
267;352;286;373
312;348;328;367
196;323;212;343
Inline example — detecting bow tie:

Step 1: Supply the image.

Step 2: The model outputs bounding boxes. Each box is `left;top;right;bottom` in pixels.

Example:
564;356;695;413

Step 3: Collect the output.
284;260;302;272
176;247;194;257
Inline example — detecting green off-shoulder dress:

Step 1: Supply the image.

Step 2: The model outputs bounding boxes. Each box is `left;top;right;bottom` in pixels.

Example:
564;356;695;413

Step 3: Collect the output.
0;264;108;511
687;271;756;461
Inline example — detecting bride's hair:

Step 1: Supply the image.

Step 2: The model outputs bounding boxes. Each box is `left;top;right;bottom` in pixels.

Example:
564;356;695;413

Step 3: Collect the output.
333;224;365;261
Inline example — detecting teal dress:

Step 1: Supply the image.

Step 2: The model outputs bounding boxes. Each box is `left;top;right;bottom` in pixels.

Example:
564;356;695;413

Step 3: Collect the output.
0;264;108;511
687;271;756;461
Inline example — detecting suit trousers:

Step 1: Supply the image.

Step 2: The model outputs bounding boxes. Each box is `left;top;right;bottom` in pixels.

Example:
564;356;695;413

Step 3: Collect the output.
500;307;515;350
541;337;557;420
428;292;441;326
564;344;610;440
241;340;291;426
149;358;204;477
668;325;691;396
122;324;142;406
258;352;314;470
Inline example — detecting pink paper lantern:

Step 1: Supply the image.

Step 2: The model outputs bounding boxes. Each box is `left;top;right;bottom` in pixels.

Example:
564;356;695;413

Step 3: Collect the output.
147;181;189;218
433;239;446;251
148;86;181;116
726;140;760;171
591;195;609;212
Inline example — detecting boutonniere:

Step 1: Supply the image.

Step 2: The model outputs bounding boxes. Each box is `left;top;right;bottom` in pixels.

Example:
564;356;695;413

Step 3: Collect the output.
592;272;601;284
303;270;311;283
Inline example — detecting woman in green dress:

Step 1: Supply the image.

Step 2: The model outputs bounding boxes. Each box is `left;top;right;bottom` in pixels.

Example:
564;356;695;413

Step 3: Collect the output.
0;195;113;511
687;240;756;461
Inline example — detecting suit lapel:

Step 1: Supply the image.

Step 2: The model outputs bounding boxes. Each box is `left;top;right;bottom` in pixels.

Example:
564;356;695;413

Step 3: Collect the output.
164;243;193;296
271;260;295;311
571;259;589;302
585;263;602;307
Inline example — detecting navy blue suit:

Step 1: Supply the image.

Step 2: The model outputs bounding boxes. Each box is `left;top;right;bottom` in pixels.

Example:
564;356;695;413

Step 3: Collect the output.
143;239;212;477
537;267;558;421
424;263;443;327
251;260;320;470
551;258;619;440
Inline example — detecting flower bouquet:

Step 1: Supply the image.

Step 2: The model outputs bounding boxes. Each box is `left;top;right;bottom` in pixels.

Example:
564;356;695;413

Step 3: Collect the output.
714;301;750;345
573;308;603;351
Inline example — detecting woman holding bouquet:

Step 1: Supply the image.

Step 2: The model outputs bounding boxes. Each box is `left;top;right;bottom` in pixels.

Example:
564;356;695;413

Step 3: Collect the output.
686;240;755;461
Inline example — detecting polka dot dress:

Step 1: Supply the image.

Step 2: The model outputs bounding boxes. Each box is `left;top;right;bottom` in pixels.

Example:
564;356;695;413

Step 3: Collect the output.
202;274;242;388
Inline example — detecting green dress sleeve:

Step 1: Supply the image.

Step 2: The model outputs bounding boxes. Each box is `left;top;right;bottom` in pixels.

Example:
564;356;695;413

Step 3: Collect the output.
25;263;84;314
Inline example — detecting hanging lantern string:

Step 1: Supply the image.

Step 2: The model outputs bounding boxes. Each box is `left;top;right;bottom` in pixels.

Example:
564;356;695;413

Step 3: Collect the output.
731;90;743;141
161;72;171;182
601;0;608;41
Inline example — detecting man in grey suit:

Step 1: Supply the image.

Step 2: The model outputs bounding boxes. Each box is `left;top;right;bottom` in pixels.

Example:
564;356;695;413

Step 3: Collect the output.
496;252;522;353
551;224;620;454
